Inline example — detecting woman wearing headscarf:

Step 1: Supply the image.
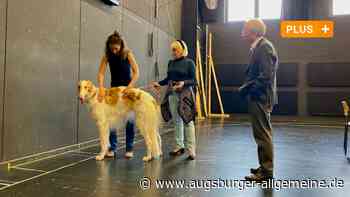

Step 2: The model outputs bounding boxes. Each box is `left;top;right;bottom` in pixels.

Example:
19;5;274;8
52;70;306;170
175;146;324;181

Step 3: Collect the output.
151;40;196;160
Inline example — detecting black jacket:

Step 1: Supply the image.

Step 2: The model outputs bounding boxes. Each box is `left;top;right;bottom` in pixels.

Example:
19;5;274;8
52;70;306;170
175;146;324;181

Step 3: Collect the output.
159;57;196;124
160;82;196;124
239;38;279;108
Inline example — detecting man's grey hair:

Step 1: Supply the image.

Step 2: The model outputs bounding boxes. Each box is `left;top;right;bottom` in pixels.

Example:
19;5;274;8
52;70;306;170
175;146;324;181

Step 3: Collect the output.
245;19;267;36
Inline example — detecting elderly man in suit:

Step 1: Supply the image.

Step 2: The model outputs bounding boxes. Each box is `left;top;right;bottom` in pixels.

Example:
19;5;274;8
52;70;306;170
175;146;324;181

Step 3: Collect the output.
239;19;278;181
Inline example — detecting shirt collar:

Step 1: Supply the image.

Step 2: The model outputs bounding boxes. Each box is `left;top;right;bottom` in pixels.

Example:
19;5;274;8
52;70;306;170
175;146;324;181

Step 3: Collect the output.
250;37;263;50
174;56;185;62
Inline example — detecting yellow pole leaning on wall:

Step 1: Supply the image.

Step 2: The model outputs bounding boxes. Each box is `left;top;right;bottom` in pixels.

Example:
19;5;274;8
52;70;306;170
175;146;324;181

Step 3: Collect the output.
207;33;229;118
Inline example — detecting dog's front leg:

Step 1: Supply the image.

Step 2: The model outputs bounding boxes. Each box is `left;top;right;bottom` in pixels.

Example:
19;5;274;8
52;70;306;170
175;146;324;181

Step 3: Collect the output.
96;121;109;161
158;133;163;157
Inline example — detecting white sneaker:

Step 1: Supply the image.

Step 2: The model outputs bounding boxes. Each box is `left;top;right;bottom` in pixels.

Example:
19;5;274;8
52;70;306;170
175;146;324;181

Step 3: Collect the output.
125;151;134;159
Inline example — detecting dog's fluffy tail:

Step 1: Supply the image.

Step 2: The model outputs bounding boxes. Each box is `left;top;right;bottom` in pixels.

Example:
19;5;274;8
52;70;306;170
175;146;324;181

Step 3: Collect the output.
149;100;162;157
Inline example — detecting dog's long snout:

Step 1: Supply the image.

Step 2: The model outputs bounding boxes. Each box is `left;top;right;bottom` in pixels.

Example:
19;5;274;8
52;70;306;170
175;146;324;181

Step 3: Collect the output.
79;96;84;104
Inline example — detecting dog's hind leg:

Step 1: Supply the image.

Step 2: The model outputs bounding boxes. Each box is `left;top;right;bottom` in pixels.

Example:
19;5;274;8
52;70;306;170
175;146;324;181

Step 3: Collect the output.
135;114;152;161
150;130;161;160
96;121;109;161
142;131;153;162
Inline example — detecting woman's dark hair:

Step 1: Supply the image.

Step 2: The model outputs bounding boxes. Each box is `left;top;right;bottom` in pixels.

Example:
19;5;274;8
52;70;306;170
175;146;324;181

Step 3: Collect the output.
105;31;129;60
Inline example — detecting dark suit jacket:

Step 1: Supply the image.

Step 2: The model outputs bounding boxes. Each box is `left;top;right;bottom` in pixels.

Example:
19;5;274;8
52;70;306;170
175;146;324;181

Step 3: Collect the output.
239;38;279;108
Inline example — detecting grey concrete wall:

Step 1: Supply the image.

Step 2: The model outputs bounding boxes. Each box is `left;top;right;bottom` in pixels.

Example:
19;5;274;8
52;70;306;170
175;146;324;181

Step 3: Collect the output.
3;0;80;160
208;16;350;116
124;0;182;38
0;0;182;161
0;0;6;161
78;0;121;143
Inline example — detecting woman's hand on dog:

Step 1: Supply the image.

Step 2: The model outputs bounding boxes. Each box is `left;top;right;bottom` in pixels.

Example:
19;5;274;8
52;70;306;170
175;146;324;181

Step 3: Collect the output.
97;88;105;103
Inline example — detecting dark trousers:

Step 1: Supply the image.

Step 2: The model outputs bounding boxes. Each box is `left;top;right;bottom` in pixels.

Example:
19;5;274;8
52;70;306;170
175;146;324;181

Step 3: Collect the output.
109;121;135;152
248;98;274;176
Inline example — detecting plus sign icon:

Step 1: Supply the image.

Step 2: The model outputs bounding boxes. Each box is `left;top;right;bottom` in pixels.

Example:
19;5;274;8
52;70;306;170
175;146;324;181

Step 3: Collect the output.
280;20;334;38
321;24;330;34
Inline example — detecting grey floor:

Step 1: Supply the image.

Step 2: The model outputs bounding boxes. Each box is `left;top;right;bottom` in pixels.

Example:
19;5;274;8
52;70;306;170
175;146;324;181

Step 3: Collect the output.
0;119;349;197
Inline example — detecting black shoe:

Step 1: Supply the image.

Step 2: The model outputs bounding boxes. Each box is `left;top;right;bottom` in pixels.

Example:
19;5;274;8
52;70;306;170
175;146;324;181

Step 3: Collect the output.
245;173;273;183
250;167;262;175
186;155;195;160
169;148;185;156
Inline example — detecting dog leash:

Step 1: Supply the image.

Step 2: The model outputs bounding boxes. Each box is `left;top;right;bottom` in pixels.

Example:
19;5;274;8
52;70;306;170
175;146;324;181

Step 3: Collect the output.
138;85;162;102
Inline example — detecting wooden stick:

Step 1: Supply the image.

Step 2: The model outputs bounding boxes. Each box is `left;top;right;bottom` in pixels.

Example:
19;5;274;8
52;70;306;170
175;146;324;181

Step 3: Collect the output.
196;40;208;117
195;91;203;118
209;57;224;114
208;34;212;115
205;27;209;111
207;32;229;118
195;52;203;119
209;114;230;118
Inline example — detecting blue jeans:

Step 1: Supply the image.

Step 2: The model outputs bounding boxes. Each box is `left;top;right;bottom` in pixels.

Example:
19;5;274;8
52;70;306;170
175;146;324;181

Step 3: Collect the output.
168;93;196;155
109;121;135;152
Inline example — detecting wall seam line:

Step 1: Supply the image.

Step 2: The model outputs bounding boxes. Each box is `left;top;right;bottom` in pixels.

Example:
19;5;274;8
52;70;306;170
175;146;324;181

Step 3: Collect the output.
1;0;9;161
76;0;82;144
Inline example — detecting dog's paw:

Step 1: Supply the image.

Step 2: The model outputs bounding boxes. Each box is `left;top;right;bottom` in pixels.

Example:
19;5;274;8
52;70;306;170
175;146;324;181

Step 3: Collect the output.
95;154;105;161
142;156;152;162
153;155;161;160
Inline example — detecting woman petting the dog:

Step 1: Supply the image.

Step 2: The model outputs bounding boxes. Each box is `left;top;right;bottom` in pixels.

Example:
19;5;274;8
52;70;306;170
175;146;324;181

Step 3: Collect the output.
151;40;196;160
97;31;139;159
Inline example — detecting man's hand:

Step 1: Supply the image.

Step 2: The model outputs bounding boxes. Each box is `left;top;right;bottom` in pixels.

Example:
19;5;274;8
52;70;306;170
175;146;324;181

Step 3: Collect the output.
97;88;105;103
238;83;250;98
173;81;184;91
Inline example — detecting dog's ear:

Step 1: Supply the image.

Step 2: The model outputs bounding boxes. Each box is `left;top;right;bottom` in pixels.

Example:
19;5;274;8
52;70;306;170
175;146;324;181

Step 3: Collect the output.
86;81;95;93
78;81;84;94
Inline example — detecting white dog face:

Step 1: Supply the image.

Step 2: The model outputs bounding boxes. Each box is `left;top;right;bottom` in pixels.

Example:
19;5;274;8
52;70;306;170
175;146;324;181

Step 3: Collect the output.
78;80;96;104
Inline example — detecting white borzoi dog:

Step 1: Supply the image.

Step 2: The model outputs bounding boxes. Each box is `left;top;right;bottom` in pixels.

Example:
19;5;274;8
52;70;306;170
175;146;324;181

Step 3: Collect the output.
78;80;162;162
